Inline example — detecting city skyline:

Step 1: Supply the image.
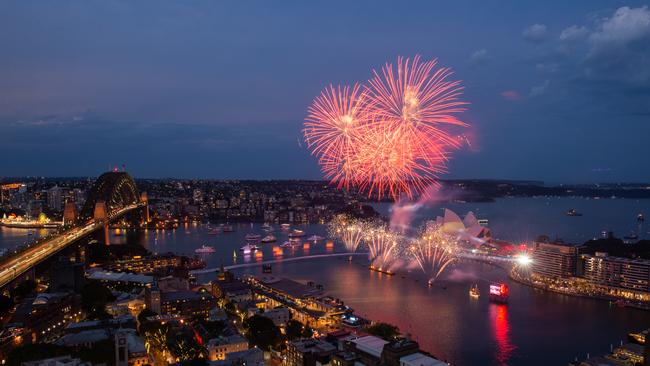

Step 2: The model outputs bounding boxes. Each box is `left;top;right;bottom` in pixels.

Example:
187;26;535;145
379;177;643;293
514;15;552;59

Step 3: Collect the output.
2;1;650;183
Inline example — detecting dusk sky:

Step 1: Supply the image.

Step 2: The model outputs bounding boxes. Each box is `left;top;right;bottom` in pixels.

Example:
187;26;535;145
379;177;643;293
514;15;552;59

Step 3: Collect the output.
1;1;649;183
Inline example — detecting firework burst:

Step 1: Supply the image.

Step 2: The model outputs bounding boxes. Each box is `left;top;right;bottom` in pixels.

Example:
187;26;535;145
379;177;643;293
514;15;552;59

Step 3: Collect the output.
303;83;368;189
328;214;365;253
303;55;468;201
410;222;459;284
363;222;402;271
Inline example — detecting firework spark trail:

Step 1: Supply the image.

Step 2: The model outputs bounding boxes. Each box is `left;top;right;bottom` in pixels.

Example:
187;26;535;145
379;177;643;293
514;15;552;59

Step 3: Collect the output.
303;84;368;190
303;55;469;201
410;222;459;283
329;214;365;253
363;223;401;270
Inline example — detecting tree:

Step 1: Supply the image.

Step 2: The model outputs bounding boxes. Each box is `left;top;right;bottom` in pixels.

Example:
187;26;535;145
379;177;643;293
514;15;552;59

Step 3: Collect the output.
366;322;400;341
243;315;282;351
285;320;313;341
0;294;13;314
81;281;115;317
10;279;37;300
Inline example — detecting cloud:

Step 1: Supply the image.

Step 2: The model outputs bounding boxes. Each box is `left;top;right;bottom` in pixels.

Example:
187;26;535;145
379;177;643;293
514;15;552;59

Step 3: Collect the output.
468;49;490;66
500;90;521;101
522;23;547;43
529;80;550;97
590;6;650;44
560;25;589;42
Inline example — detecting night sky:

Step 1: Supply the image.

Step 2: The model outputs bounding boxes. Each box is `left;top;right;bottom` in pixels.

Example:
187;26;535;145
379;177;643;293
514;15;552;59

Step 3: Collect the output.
1;1;649;183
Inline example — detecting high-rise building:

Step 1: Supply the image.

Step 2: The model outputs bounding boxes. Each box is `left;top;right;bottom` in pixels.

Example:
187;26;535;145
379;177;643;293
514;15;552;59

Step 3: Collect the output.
579;252;650;293
531;241;584;278
47;186;63;211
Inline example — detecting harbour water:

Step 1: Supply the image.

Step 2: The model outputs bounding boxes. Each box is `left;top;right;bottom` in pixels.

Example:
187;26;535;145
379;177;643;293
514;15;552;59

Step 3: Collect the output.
1;197;649;365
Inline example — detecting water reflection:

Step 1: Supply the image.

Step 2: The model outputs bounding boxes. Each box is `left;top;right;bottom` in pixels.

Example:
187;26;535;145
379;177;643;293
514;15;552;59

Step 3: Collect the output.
489;304;516;366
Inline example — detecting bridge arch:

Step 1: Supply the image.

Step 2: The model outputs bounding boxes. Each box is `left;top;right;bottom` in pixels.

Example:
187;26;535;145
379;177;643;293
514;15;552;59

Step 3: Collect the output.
80;172;140;220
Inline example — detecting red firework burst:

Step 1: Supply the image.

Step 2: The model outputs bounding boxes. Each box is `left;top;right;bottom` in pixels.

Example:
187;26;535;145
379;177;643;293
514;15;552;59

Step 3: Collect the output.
303;55;468;201
303;83;368;189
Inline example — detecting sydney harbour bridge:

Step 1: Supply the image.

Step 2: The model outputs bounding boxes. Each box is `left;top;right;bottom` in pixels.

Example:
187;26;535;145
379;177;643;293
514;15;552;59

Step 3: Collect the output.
0;171;149;290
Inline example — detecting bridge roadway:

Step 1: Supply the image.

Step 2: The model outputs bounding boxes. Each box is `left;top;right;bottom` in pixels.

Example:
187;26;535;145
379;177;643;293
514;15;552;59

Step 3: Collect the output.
0;204;142;289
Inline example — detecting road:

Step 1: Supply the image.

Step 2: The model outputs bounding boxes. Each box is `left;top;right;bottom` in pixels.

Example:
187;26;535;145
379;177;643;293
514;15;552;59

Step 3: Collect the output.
0;204;140;289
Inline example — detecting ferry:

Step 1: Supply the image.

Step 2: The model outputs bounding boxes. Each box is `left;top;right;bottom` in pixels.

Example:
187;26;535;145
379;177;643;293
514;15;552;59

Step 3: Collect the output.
245;233;262;242
281;223;291;230
261;234;277;243
369;265;395;275
307;235;325;242
222;224;234;232
566;209;583;217
638;213;645;223
262;223;273;231
469;284;480;298
488;283;509;303
240;244;259;254
280;241;295;248
288;229;306;238
195;245;216;254
207;228;221;235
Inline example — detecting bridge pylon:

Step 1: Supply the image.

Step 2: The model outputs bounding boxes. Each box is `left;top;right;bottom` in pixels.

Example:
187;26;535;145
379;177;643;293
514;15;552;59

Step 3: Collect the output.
63;201;79;226
140;192;150;223
93;201;110;245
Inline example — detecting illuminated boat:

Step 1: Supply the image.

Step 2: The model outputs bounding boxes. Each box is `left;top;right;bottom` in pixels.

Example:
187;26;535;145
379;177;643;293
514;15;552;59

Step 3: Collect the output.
281;223;291;230
566;209;582;217
288;229;306;238
207;228;221;235
469;284;480;298
239;244;259;254
222;224;234;232
307;235;325;242
245;233;262;241
261;234;277;243
489;283;509;303
368;265;395;275
638;213;645;222
195;245;216;254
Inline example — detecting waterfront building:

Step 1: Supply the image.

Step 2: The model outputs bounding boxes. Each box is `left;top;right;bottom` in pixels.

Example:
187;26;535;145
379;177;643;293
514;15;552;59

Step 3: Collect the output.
399;353;448;366
100;253;204;275
245;275;350;330
579;253;650;294
531;240;584;278
87;271;153;288
207;334;249;361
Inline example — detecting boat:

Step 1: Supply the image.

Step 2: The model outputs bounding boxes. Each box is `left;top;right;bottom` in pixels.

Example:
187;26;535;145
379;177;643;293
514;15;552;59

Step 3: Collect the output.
488;283;509;303
261;223;273;231
207;228;221;235
280;241;295;248
245;233;262;241
222;224;234;232
469;284;480;298
638;213;645;223
261;234;277;243
195;245;216;254
288;229;306;238
307;235;325;242
240;244;259;254
566;209;582;217
281;223;291;230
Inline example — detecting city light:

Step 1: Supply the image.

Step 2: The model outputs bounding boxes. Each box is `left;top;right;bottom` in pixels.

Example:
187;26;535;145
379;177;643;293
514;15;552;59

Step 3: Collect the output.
516;254;532;266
